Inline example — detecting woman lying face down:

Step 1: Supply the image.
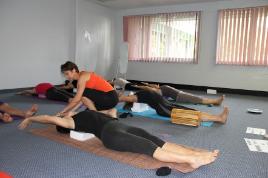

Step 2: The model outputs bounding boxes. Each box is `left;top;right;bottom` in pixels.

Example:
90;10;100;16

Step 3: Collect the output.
19;110;219;173
119;90;229;124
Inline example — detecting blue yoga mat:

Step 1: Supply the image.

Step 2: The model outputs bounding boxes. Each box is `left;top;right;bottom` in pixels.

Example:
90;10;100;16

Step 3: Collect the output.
116;106;214;127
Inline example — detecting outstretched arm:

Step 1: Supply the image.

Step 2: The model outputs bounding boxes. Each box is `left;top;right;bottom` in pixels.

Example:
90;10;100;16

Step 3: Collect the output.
16;89;36;95
57;74;87;115
18;115;74;130
133;85;159;93
141;82;160;89
119;95;138;103
59;82;74;90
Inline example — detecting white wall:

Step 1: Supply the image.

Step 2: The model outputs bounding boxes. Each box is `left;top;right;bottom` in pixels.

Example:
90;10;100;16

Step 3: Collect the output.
0;0;76;90
115;0;268;91
0;0;117;90
75;0;116;79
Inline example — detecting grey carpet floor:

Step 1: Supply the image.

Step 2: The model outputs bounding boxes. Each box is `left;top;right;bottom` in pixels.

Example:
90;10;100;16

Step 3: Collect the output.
0;92;268;178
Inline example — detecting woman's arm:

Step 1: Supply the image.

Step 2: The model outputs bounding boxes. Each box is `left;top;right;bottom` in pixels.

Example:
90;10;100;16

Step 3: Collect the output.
58;74;88;115
141;82;160;89
133;85;159;93
18;115;74;130
59;82;74;90
119;95;138;103
16;89;36;95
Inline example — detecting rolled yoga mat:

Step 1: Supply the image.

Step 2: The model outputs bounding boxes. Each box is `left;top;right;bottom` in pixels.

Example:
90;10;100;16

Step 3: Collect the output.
30;127;194;173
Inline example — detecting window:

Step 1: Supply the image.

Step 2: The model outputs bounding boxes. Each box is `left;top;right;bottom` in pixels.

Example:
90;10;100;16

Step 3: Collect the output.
216;6;268;66
123;11;201;63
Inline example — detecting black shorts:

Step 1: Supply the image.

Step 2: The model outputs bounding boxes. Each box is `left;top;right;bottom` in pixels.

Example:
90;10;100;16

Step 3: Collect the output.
125;83;139;91
83;89;119;110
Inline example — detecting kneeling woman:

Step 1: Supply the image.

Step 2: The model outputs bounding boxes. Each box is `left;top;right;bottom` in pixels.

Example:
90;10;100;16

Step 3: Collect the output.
119;90;229;124
19;110;219;172
58;61;118;117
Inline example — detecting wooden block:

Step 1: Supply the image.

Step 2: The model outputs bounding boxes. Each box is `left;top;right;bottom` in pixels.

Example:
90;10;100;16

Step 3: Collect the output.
171;109;201;127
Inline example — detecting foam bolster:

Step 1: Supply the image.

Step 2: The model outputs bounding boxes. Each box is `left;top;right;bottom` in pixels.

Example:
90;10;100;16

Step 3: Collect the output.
171;109;201;127
70;131;95;141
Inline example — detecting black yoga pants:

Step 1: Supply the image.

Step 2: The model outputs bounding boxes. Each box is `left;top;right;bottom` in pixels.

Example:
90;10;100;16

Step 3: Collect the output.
45;87;74;102
82;88;119;111
101;122;165;157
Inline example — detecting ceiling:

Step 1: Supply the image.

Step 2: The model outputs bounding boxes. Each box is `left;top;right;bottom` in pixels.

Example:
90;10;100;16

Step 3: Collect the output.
89;0;230;9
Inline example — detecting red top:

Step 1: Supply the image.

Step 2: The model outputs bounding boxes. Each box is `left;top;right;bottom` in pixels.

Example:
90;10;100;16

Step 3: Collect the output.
85;72;113;92
35;83;53;95
0;172;13;178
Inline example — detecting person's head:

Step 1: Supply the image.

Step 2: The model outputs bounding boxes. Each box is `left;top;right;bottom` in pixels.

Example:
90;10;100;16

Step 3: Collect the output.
1;113;13;123
61;61;79;80
123;102;134;111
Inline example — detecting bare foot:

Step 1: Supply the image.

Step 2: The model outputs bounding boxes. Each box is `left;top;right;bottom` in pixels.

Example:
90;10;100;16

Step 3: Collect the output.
0;113;13;123
181;145;212;154
214;95;225;105
25;104;38;118
189;150;219;169
218;107;229;124
191;148;220;157
173;163;196;173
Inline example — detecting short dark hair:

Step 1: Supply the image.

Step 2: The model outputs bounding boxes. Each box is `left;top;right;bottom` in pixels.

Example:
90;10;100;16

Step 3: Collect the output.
61;61;79;73
56;125;71;134
123;102;134;111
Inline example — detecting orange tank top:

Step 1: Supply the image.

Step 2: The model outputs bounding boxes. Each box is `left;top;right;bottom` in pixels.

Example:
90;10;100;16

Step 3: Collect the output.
85;72;114;92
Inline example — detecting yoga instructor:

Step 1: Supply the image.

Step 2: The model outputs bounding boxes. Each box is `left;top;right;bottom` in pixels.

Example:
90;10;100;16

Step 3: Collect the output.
57;61;118;117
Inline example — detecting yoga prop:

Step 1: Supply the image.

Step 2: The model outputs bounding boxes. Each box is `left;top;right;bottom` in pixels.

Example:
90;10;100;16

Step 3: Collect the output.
171;109;201;127
156;167;172;176
70;131;95;141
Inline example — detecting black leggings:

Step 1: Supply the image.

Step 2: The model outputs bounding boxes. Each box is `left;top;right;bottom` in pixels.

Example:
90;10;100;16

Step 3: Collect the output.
45;87;74;102
157;99;196;117
125;83;139;91
83;89;119;110
101;122;165;157
136;90;196;117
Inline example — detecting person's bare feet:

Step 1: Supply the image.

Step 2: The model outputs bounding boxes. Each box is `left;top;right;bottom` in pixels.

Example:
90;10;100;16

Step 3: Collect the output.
218;107;229;124
0;113;13;123
25;104;38;118
214;95;225;105
173;163;196;173
188;150;219;169
188;147;220;157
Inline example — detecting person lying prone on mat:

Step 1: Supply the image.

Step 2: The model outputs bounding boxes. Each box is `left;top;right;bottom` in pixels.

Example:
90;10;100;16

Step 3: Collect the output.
57;61;118;118
0;101;38;123
119;90;229;124
18;110;219;173
112;78;224;106
17;81;77;103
